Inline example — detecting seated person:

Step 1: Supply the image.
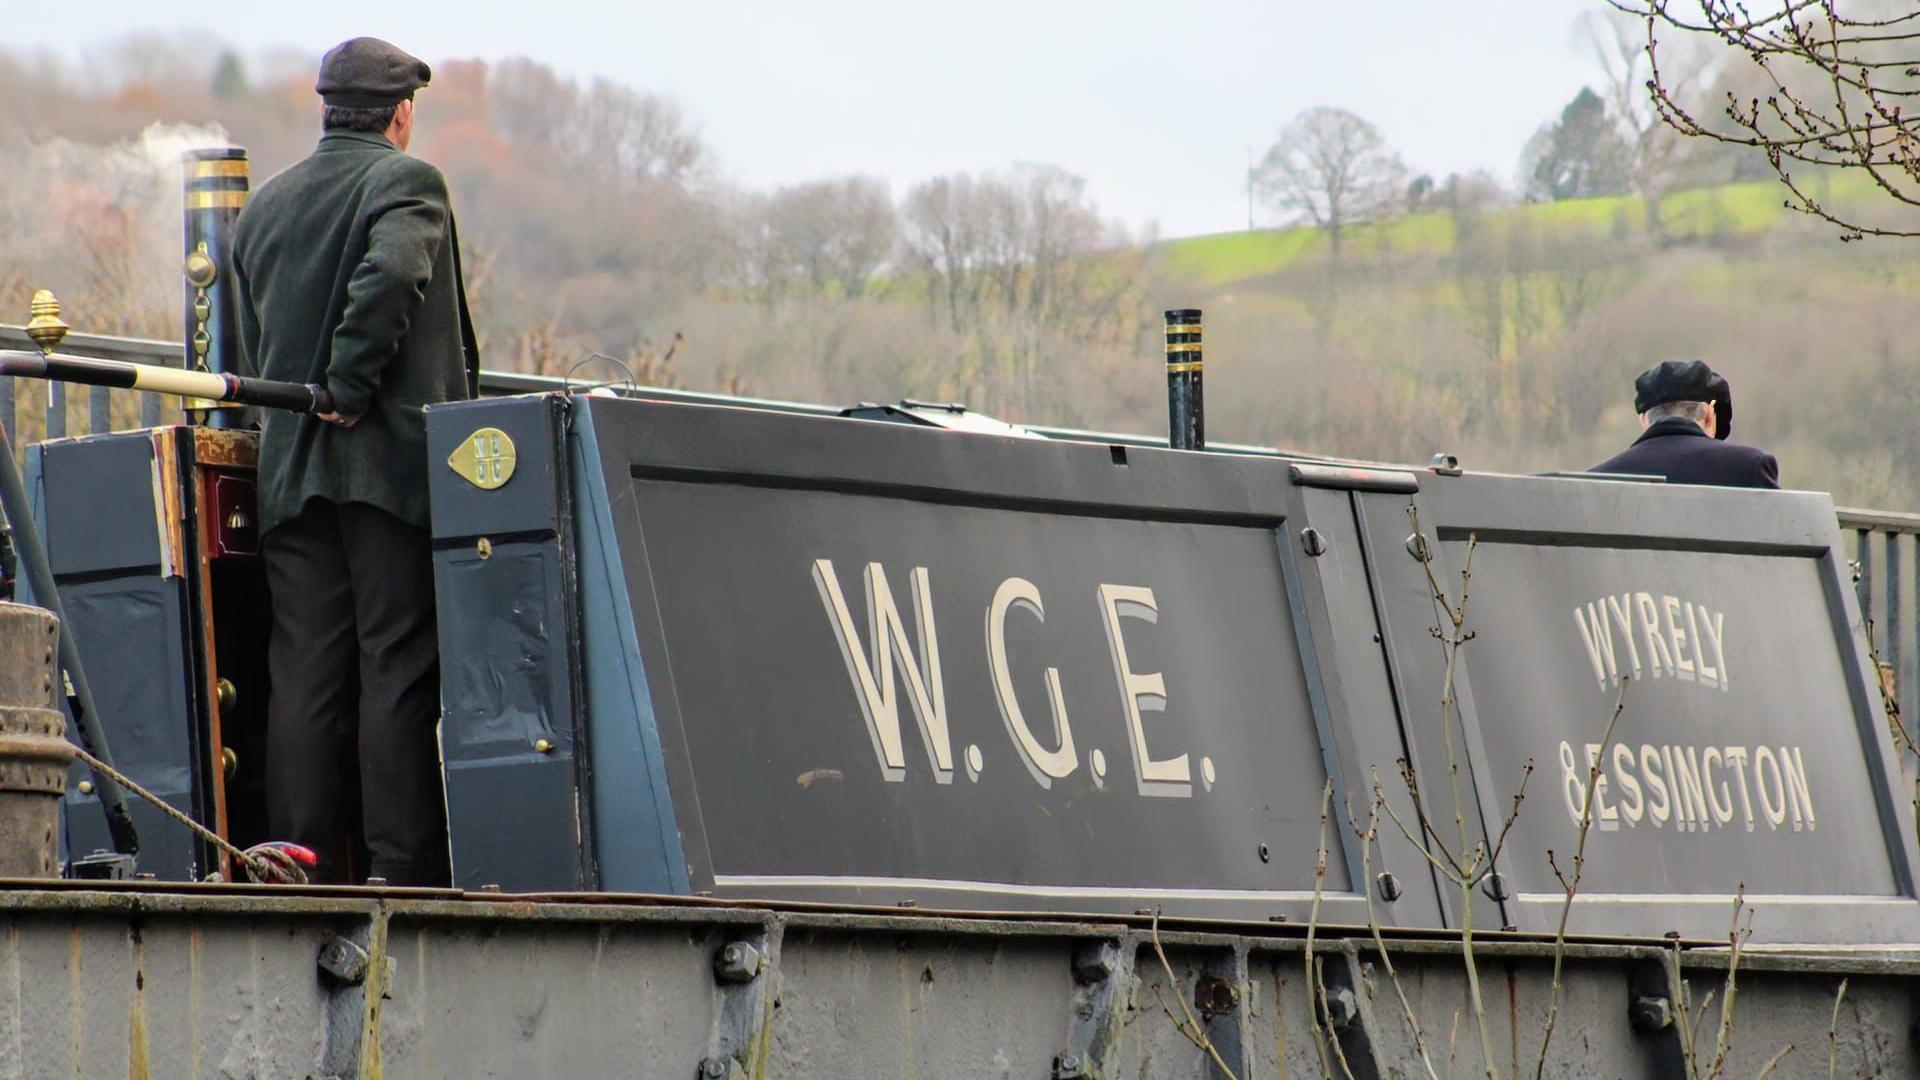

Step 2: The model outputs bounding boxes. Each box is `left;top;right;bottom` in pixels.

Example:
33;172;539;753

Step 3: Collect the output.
1590;359;1778;489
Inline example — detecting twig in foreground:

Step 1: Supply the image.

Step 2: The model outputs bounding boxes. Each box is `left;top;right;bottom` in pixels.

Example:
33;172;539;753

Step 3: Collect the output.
1148;910;1243;1080
1533;676;1630;1078
1827;977;1849;1080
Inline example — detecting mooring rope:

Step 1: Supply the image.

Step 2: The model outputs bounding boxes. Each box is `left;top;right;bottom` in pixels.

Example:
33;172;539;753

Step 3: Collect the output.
67;744;308;885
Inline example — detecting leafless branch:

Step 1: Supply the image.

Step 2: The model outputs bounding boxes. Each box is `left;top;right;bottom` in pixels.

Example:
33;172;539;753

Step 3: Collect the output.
1304;777;1339;1080
1754;1042;1797;1079
1352;790;1442;1080
1148;911;1245;1080
1827;977;1850;1078
1311;954;1361;1080
1614;0;1920;239
1705;889;1755;1078
1532;676;1631;1077
1404;503;1499;1080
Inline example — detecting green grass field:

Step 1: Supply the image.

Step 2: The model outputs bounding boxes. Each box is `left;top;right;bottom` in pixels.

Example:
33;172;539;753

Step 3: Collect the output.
1156;179;1814;287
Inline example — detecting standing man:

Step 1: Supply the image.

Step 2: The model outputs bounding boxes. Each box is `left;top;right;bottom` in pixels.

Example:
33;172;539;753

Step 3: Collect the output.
1590;359;1779;489
232;37;477;886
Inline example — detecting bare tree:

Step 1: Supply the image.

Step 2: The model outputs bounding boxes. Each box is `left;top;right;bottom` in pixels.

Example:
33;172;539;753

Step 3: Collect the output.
1612;0;1920;239
1254;106;1409;260
1582;8;1714;237
488;59;707;188
900;173;988;333
758;177;898;298
899;166;1144;416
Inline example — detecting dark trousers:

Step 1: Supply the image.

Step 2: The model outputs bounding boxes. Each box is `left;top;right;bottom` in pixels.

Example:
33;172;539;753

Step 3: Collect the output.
262;499;450;886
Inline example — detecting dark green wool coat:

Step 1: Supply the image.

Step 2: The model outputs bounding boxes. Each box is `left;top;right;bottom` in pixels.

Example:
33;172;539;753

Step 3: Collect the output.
233;130;477;535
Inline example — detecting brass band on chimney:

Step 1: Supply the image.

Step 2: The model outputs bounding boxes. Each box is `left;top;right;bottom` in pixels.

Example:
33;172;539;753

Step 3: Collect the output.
1164;308;1204;451
182;148;249;427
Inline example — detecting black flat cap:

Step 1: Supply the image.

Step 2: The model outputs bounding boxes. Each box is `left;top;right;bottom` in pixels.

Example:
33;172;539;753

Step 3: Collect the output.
316;37;430;108
1635;358;1715;410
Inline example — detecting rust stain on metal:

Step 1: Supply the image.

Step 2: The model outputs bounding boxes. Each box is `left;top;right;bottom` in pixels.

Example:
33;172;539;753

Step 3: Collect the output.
359;904;391;1080
0;606;70;878
127;925;149;1080
188;927;203;1080
1507;963;1518;1076
190;427;257;469
896;946;918;1080
68;924;83;1078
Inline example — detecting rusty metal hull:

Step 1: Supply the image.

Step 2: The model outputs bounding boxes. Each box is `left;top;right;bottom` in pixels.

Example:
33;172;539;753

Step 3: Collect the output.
0;604;67;878
0;882;1909;1079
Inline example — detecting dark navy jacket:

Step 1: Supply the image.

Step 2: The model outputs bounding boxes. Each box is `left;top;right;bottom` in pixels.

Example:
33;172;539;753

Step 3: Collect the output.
1590;417;1780;489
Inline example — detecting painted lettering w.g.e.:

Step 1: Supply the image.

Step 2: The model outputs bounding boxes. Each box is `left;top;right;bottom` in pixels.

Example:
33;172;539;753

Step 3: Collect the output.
812;560;1213;799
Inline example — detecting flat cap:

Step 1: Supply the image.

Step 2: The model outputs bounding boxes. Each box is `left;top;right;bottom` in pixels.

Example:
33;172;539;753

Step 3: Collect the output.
1636;358;1735;435
316;37;430;108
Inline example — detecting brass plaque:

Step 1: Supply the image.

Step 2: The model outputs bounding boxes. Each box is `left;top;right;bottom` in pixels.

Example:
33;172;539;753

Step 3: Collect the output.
448;427;517;490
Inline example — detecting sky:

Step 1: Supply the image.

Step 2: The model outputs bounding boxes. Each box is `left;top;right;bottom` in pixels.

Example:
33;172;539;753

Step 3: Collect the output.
11;0;1614;238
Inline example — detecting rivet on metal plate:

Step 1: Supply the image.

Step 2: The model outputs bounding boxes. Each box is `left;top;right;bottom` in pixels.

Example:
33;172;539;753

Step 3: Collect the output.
1376;871;1402;902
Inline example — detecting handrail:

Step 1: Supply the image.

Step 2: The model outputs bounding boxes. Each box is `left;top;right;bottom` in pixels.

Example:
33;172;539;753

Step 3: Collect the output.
0;326;180;365
1840;507;1920;534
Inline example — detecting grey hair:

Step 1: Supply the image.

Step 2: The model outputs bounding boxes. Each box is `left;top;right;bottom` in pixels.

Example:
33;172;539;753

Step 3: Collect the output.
1644;400;1711;424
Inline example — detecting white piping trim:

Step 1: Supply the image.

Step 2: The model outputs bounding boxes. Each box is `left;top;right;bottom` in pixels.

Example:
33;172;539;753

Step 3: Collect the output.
714;874;1330;902
1516;892;1911;906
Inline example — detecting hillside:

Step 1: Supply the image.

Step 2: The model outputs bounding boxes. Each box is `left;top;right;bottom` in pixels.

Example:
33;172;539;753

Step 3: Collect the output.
1130;174;1920;511
1158;179;1826;287
3;36;1917;513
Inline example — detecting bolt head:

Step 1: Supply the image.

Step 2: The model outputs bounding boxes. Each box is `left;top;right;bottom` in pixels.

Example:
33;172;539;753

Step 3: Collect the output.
316;935;370;986
1071;940;1118;984
713;940;763;983
1629;994;1674;1032
1053;1051;1088;1079
1376;871;1402;902
1326;986;1359;1030
699;1057;731;1079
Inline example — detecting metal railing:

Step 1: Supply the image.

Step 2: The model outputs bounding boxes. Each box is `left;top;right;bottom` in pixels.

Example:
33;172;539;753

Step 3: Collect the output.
8;322;1920;704
1842;507;1920;727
